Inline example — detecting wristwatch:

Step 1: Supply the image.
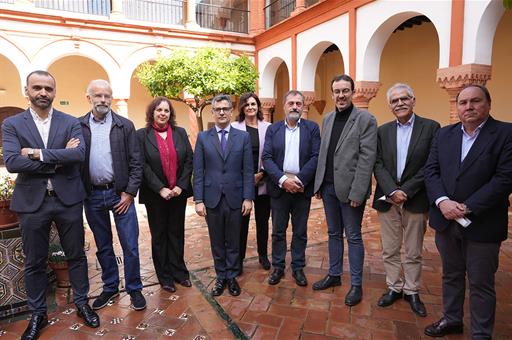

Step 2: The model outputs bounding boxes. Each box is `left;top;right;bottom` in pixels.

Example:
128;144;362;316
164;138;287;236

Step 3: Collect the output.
27;148;35;160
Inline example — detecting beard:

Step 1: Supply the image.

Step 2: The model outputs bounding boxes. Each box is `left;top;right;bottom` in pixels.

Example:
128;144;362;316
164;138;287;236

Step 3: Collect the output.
94;104;110;115
287;110;301;122
29;95;53;110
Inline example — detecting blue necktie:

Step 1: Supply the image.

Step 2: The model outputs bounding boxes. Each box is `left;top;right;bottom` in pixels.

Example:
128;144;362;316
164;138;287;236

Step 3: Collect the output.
220;129;227;157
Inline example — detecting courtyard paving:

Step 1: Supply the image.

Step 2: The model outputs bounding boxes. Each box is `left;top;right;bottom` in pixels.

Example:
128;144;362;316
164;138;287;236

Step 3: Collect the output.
0;198;511;339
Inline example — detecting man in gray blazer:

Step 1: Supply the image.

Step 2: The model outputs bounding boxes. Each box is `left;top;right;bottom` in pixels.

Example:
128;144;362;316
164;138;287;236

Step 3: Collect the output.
373;84;440;317
313;75;377;306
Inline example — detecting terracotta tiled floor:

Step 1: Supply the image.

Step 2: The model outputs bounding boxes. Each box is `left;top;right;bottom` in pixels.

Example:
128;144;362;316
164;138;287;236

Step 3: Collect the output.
1;198;511;339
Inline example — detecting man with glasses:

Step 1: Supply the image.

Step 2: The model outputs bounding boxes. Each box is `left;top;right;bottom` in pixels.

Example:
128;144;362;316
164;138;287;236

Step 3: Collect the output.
193;94;254;297
313;75;377;306
373;83;439;316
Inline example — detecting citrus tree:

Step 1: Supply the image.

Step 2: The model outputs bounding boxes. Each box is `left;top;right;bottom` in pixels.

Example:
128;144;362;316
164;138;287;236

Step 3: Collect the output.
136;47;258;131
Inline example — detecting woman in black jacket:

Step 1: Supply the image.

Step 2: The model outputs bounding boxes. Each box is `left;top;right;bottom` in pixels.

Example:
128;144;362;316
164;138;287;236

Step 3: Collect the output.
137;97;193;292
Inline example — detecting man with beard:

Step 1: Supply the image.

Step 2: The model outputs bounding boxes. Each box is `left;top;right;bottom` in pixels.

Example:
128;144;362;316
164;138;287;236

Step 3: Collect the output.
79;80;146;311
313;75;377;307
262;90;321;287
2;70;99;339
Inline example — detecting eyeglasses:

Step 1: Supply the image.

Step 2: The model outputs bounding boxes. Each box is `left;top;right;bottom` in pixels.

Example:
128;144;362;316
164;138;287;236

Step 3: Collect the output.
390;96;412;106
212;107;232;113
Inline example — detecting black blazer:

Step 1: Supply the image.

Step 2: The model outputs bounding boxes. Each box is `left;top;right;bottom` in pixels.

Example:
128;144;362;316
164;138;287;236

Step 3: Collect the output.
137;126;193;203
424;117;512;242
373;114;440;213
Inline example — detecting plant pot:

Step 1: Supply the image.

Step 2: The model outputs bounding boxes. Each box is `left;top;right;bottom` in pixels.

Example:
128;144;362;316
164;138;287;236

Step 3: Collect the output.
49;262;71;288
0;199;18;230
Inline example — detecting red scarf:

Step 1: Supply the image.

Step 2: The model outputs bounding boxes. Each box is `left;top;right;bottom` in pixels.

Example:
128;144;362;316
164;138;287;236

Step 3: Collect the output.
152;123;177;189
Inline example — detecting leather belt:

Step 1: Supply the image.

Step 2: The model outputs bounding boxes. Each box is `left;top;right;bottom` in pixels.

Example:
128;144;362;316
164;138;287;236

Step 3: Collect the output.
92;183;115;190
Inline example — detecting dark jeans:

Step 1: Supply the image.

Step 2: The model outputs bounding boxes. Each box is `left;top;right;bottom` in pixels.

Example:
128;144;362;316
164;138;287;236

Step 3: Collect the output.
270;192;311;271
435;224;501;339
239;194;271;264
206;196;242;280
19;196;89;314
145;195;189;284
84;188;142;293
322;183;365;285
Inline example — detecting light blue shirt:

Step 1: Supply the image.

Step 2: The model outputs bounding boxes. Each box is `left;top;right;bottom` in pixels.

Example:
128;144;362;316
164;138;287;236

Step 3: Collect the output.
89;111;114;185
215;124;231;142
461;119;486;162
278;119;302;187
396;114;415;182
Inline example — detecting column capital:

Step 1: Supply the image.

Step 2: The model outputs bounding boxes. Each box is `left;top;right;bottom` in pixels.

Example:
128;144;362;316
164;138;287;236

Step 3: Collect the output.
112;98;128;118
353;81;381;110
436;64;492;123
260;98;276;122
301;91;316;120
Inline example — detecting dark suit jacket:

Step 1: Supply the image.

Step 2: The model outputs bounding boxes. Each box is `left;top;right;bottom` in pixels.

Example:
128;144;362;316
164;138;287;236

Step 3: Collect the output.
137;126;193;203
262;119;321;198
373;114;440;213
79;111;142;196
193;126;255;210
2;109;86;213
424;116;512;242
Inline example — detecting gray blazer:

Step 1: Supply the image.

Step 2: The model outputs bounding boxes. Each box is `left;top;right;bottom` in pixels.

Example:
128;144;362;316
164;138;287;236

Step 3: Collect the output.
314;106;377;204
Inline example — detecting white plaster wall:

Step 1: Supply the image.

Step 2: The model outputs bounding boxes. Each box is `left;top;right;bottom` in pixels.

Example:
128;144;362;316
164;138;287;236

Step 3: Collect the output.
356;0;451;81
258;38;292;98
463;0;505;65
0;33;31;95
296;14;349;91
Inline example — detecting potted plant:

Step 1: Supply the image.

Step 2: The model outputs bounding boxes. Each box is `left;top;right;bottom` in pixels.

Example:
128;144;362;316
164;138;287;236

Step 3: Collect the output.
48;243;71;288
0;147;17;229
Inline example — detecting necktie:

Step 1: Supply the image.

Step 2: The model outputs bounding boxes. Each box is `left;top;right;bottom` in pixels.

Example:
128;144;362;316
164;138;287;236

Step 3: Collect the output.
220;129;227;157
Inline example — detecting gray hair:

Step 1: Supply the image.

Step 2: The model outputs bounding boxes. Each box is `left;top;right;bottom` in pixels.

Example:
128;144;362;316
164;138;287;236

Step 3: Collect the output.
283;90;305;104
86;79;111;95
211;94;232;108
386;83;414;103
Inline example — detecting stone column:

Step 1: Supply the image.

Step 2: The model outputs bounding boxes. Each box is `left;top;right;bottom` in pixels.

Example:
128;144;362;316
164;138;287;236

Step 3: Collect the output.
260;98;275;123
301;91;316;120
113;98;128;118
437;64;492;123
353;81;381;110
186;0;199;28
110;0;125;19
292;0;306;16
185;98;200;149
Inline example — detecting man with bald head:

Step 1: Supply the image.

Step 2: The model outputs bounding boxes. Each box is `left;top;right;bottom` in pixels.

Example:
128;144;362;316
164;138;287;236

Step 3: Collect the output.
80;80;146;311
2;71;99;339
424;85;512;338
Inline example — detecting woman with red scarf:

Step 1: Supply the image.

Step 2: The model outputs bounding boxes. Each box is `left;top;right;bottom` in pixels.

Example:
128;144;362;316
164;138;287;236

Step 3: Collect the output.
137;97;193;292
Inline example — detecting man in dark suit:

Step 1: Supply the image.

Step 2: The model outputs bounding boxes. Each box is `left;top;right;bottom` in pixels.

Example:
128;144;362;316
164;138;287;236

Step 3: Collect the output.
2;70;99;340
312;75;377;306
262;90;321;287
424;85;512;339
373;83;440;317
193;94;254;297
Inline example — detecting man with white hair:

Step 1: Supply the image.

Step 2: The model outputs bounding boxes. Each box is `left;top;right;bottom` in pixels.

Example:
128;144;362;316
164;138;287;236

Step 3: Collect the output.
79;79;146;311
373;83;439;316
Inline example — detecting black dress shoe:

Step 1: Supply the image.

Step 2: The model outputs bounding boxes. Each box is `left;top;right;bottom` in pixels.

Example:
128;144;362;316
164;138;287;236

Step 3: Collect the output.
312;275;341;290
259;256;271;270
21;314;48;340
76;304;100;328
211;279;226;296
404;293;427;317
292;269;308;286
424;317;463;337
268;268;284;285
227;278;241;296
177;279;192;287
345;285;363;306
162;283;176;293
377;289;403;307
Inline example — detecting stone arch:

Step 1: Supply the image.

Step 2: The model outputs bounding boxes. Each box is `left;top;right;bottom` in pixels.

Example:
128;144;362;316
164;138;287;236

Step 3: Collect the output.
0;35;31;95
463;0;505;65
300;41;343;92
259;57;290;98
356;1;449;81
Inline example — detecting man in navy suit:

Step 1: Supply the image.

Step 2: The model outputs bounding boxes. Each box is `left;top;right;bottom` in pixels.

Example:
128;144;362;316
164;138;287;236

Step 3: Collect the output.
193;94;254;297
262;90;321;287
2;71;99;340
424;85;512;339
